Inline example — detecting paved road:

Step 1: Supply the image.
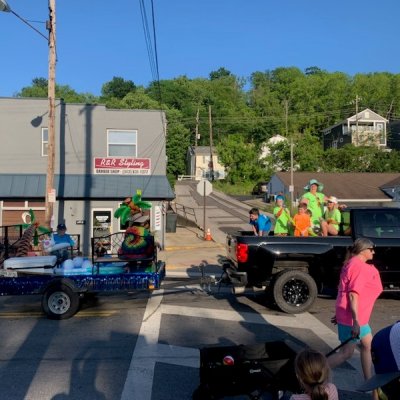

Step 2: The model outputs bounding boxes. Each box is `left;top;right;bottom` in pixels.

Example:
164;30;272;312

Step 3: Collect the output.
2;271;397;399
0;183;395;399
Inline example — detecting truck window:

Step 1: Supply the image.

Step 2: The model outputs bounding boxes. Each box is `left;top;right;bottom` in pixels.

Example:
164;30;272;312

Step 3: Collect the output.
358;210;400;238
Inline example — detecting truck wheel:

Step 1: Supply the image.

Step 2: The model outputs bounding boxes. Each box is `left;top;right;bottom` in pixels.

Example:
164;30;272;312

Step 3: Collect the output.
42;283;80;320
272;270;317;314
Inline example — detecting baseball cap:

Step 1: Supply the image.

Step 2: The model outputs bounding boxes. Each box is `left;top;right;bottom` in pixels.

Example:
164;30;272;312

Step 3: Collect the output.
358;322;400;392
327;196;338;204
57;223;67;230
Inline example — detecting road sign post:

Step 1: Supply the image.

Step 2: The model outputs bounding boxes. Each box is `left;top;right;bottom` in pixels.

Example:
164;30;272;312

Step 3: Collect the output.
197;180;213;239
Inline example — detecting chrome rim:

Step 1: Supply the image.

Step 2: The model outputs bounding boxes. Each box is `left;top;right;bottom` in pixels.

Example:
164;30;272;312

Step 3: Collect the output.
282;279;310;306
48;291;71;314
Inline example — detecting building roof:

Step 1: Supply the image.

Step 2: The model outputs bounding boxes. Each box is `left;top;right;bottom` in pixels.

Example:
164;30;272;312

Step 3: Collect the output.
0;174;174;200
192;146;218;155
275;172;399;200
323;108;388;132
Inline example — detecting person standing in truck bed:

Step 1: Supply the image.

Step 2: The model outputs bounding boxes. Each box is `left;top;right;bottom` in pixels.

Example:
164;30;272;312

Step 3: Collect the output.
292;203;312;237
273;195;292;236
300;178;327;234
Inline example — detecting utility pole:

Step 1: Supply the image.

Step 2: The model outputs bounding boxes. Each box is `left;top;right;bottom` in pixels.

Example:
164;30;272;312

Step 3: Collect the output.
195;107;199;147
0;0;56;228
284;99;294;210
45;0;56;229
208;105;214;181
355;94;360;146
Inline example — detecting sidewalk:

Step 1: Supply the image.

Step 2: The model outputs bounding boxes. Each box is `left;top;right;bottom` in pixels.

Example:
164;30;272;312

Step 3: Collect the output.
158;225;225;279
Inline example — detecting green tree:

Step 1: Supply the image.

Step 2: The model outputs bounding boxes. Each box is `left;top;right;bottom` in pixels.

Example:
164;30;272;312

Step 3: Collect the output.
216;134;266;184
209;67;232;80
165;108;191;179
103;87;160;109
18;77;97;103
101;76;136;100
265;133;324;172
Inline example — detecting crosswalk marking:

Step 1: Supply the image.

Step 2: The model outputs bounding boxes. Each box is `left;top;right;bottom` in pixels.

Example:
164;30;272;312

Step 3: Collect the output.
121;290;365;399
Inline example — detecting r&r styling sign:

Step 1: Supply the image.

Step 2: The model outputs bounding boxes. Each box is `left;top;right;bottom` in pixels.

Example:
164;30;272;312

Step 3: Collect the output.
94;157;151;175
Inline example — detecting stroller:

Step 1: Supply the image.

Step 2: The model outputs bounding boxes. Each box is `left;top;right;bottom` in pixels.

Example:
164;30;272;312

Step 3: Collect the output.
192;340;302;400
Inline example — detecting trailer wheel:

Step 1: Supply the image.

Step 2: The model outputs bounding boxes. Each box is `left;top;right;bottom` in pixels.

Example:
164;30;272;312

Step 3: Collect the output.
272;270;317;314
42;283;80;320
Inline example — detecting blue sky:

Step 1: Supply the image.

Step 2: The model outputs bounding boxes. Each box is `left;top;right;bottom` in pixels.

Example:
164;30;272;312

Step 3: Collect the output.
1;0;399;97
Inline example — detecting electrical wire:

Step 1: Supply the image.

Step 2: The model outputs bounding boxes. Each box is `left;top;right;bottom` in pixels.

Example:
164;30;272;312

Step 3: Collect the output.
137;0;168;198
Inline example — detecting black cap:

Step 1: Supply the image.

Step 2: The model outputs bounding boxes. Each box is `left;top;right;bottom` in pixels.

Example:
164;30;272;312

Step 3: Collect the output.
57;223;67;230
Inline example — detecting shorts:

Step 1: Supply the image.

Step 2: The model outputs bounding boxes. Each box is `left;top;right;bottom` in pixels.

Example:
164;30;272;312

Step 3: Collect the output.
338;323;372;343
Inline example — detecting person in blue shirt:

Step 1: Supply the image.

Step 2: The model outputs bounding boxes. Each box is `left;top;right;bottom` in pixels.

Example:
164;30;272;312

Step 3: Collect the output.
51;223;75;262
249;207;271;236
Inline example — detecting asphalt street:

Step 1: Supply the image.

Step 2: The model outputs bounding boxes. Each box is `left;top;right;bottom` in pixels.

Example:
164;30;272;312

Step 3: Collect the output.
156;181;375;399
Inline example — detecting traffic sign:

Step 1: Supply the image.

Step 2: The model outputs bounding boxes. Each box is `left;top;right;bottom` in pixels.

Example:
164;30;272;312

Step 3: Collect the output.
197;179;213;196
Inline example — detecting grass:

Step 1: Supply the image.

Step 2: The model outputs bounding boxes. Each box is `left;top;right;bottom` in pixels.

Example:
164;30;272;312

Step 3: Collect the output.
211;180;256;195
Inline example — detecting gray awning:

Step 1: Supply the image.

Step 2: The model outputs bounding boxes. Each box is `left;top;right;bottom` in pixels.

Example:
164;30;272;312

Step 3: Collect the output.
0;174;175;200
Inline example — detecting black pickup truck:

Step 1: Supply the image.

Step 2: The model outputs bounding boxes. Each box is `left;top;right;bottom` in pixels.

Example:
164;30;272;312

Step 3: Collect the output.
223;207;400;314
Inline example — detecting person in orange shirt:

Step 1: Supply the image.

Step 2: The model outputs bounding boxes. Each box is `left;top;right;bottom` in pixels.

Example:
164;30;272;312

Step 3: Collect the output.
293;203;312;237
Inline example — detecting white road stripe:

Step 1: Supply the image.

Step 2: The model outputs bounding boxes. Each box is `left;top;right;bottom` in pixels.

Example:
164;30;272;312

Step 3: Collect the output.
120;289;164;400
122;296;365;399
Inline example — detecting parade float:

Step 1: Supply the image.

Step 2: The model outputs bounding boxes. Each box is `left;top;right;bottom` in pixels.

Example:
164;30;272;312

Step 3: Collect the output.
0;194;165;319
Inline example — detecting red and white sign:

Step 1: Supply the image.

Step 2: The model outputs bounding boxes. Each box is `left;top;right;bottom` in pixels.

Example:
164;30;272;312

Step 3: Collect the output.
94;157;151;175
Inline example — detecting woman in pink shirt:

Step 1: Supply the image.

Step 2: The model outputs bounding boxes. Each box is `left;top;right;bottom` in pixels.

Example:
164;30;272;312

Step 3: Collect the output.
328;238;382;400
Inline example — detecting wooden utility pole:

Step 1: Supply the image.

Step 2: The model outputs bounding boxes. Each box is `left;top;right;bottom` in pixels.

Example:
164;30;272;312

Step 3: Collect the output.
355;94;360;146
195;107;199;147
284;99;294;210
45;0;56;228
208;105;214;181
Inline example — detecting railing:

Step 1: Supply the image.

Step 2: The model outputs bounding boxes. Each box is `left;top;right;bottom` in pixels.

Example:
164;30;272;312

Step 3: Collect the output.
177;175;196;181
0;225;24;261
0;226;81;268
172;202;198;226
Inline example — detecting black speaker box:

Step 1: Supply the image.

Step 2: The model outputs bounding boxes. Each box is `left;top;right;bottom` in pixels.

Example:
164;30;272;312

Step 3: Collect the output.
195;340;300;399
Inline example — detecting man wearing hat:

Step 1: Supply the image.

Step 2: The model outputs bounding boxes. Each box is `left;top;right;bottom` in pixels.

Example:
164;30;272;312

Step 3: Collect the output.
358;321;400;399
52;223;75;262
300;178;327;229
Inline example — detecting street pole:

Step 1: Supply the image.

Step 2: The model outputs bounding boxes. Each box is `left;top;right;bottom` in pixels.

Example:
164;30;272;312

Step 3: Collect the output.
203;180;207;240
285;99;294;210
0;0;57;229
45;0;56;229
208;105;214;181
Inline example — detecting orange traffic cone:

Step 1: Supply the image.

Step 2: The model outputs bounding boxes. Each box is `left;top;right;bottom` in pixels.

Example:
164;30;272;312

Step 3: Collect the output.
205;228;212;241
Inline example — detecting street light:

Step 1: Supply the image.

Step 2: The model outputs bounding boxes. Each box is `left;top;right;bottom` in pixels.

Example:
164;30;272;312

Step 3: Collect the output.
0;0;56;229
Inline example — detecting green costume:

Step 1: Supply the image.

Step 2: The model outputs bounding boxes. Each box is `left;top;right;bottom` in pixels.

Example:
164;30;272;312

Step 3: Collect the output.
301;191;325;226
273;206;291;235
324;208;341;232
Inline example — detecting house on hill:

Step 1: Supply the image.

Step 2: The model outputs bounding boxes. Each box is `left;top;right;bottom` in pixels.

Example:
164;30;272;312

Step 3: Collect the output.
322;108;388;150
268;172;399;206
186;146;225;180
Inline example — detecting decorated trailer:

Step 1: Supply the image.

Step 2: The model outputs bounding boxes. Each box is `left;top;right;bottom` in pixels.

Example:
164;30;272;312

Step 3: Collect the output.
0;193;165;319
0;233;165;319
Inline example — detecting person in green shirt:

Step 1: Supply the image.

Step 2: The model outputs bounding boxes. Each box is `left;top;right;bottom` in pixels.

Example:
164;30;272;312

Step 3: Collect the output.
273;195;292;236
300;178;327;230
321;196;342;236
